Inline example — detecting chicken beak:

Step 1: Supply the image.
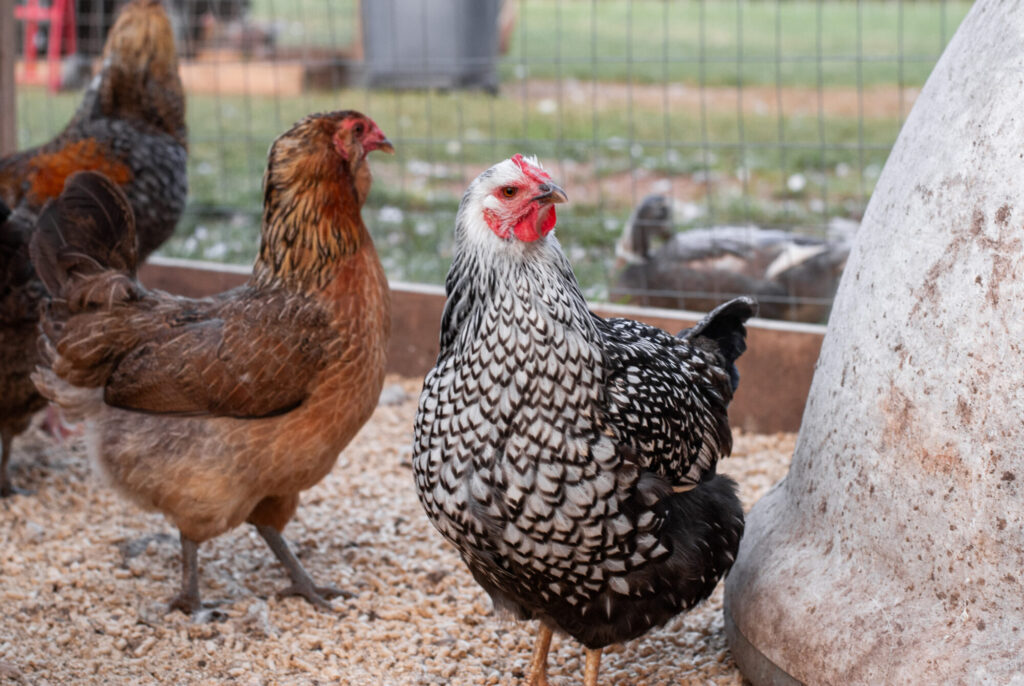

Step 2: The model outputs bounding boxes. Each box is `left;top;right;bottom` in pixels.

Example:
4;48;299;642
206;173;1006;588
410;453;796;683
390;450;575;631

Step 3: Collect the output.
532;183;568;205
374;138;395;155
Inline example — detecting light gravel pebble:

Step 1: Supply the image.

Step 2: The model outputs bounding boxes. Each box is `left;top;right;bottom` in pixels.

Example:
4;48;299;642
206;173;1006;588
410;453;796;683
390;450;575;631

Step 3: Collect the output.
0;376;794;685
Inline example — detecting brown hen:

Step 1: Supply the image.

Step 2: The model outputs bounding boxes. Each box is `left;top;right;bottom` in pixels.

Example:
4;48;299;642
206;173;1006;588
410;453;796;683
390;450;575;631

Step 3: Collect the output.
0;0;187;496
30;110;393;613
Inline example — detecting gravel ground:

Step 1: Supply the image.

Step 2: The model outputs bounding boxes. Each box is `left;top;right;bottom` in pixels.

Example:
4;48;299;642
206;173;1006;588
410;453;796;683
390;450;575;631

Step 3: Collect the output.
0;376;795;685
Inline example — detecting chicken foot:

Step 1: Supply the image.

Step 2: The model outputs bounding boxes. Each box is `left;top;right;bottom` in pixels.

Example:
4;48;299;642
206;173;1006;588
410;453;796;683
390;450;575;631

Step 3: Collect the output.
40;405;80;442
167;534;227;619
255;525;350;610
0;428;30;498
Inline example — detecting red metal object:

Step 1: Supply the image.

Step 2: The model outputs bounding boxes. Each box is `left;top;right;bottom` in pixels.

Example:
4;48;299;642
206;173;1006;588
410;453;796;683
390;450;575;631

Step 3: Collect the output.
14;0;77;92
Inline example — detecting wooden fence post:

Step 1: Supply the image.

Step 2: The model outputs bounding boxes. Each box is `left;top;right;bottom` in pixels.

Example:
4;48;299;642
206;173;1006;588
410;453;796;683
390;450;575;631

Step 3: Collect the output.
0;0;16;155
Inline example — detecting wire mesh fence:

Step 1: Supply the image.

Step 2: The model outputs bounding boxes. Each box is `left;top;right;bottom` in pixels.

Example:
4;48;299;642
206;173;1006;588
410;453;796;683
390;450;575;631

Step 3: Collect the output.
11;0;971;322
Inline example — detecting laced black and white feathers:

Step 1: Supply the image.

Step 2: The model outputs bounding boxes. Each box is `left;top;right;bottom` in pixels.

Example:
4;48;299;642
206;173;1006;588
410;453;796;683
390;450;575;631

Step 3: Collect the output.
413;158;754;652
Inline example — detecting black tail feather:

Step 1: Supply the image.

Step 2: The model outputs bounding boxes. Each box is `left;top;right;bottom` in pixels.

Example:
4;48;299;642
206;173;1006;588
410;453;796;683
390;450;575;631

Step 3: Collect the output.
561;474;744;649
29;171;137;299
679;296;757;390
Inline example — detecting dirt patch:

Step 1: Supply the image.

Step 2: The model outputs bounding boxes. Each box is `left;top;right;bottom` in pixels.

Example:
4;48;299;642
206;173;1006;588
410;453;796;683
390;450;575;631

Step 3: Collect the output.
1;376;794;685
512;79;919;120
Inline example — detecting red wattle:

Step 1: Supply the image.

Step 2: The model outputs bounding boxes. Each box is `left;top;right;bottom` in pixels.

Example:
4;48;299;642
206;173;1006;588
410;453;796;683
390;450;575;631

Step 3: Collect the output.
513;222;539;242
540;206;557;235
512;206;557;242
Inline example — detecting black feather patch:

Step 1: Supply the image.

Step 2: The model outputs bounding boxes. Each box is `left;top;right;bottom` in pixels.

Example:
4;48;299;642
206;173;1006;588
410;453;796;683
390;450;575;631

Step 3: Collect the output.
679;296;757;390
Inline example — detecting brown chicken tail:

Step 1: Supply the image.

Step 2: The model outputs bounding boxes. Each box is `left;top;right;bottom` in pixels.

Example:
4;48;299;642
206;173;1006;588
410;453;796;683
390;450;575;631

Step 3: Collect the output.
30;365;100;423
29;170;141;309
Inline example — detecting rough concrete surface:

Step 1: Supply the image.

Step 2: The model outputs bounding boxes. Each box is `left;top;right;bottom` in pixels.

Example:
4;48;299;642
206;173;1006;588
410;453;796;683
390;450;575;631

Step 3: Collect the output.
725;0;1024;683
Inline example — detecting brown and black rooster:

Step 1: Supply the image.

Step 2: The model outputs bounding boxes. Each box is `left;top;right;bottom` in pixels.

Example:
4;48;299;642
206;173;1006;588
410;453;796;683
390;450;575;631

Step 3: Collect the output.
0;0;187;496
31;110;393;613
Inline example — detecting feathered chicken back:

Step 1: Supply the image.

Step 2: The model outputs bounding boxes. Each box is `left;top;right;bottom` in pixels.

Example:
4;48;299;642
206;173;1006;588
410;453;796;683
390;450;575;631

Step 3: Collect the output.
31;173;335;419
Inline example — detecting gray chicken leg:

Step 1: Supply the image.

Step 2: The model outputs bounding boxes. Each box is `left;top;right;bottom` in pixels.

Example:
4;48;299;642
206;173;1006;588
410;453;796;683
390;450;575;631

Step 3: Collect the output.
255;525;351;609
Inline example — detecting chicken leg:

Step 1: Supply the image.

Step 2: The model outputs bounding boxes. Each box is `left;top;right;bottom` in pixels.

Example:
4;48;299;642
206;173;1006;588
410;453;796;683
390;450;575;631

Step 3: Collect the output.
0;427;29;497
168;534;228;619
583;648;602;686
169;534;202;613
255;525;349;609
526;624;554;686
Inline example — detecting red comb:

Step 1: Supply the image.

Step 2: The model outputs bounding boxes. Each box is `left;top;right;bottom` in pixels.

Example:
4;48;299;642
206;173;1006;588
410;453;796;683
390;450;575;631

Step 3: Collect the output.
511;154;550;184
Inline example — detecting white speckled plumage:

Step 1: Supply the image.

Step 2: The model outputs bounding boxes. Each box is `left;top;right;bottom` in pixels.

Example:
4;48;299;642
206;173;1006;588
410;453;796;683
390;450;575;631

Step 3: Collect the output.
413;158;754;653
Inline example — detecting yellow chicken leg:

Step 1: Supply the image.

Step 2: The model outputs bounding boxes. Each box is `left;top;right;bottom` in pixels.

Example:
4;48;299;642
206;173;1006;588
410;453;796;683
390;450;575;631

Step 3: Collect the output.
583;648;602;686
526;624;554;686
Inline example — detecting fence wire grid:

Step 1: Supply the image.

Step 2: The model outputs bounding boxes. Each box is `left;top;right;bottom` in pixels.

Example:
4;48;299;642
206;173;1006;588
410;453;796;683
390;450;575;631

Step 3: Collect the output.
12;0;971;323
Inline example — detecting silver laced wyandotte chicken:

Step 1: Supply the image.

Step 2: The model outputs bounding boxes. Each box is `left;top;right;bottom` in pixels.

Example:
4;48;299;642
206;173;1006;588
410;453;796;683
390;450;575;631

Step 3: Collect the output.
0;0;187;496
413;155;755;685
29;110;393;614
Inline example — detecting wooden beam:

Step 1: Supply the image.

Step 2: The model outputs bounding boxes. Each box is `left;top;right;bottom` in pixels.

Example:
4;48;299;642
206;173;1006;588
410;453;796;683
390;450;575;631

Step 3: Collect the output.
139;257;825;434
0;0;15;155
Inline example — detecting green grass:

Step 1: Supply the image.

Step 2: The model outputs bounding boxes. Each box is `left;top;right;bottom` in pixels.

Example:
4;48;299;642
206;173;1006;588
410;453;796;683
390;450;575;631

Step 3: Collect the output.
12;0;971;296
249;0;971;88
13;83;900;296
504;0;971;86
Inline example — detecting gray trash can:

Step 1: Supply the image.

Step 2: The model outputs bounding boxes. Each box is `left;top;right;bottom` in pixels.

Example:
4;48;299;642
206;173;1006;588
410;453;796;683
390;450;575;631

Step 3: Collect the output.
361;0;501;92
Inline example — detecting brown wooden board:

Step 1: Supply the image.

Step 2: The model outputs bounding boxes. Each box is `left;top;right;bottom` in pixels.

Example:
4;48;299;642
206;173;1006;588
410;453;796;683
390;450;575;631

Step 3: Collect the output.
140;257;823;433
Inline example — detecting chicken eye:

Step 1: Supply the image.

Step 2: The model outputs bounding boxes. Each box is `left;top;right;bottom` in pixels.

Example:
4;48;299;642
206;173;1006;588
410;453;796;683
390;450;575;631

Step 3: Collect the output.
353;123;365;136
502;186;518;198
